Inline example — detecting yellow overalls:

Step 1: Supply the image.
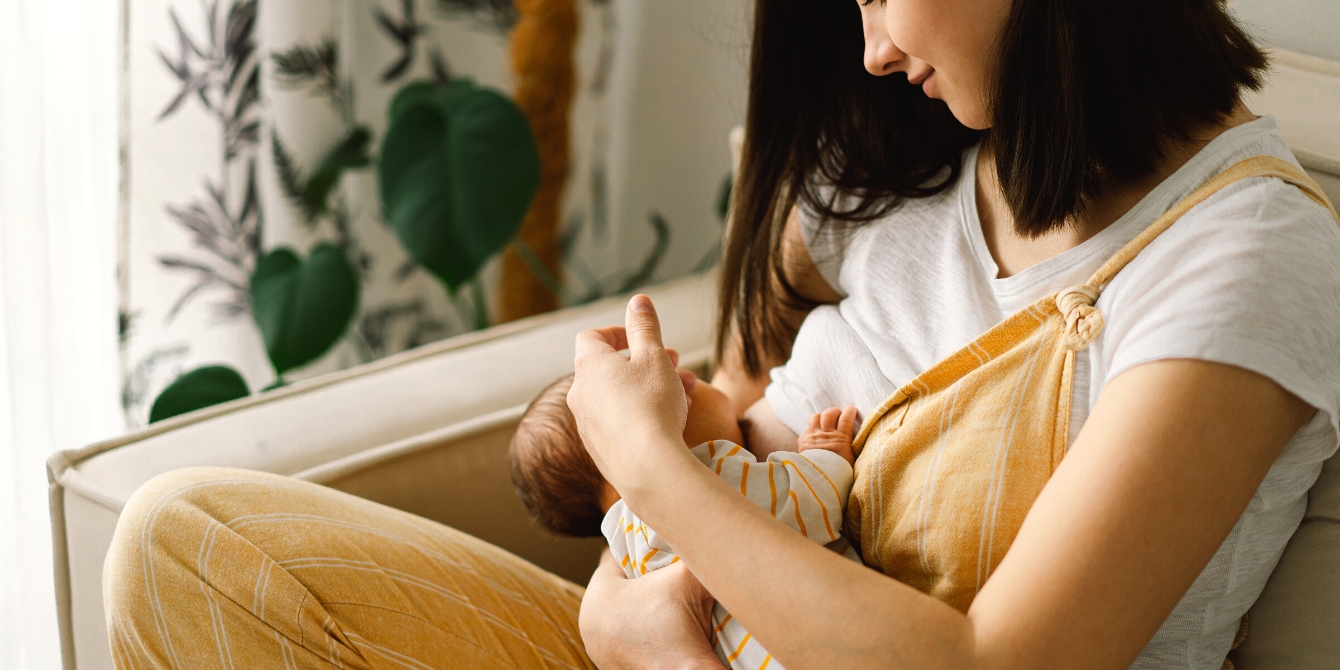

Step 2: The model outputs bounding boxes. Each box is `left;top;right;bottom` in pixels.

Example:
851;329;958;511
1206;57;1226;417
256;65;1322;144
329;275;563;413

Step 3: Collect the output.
846;156;1340;623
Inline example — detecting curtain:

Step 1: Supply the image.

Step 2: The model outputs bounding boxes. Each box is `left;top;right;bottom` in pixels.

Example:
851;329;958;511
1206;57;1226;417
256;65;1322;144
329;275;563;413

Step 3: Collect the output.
119;0;746;429
0;0;125;666
120;0;636;426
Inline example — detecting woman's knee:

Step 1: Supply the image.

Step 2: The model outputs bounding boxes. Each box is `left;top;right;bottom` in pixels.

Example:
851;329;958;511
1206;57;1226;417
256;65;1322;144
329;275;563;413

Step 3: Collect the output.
103;467;276;607
104;468;277;666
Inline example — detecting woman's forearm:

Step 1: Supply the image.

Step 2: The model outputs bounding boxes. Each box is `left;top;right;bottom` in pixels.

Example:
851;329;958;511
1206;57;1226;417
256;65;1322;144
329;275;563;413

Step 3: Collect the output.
621;442;978;670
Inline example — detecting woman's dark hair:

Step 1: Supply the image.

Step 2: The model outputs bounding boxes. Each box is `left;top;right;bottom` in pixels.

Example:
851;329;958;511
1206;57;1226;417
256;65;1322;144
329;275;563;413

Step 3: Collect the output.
719;0;1267;376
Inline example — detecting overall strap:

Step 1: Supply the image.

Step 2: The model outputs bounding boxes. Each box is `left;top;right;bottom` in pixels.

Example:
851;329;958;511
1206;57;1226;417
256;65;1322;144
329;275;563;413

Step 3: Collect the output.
1088;155;1338;288
1056;155;1340;351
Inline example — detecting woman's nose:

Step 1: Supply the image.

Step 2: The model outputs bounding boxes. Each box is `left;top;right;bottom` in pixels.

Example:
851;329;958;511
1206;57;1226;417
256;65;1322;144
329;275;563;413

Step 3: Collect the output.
862;12;903;76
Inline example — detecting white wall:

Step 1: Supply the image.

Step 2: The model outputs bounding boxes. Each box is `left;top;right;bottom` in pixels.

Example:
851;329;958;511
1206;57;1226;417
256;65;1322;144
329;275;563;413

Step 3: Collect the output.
603;0;751;282
1234;0;1340;61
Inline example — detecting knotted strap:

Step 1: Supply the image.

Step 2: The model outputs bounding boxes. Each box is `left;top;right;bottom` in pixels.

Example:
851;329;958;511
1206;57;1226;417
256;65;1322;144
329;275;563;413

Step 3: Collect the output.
1054;156;1340;352
1056;285;1104;350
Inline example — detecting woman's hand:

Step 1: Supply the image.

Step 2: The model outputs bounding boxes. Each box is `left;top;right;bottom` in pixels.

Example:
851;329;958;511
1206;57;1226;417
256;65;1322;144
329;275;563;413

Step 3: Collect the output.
568;294;696;491
580;550;723;670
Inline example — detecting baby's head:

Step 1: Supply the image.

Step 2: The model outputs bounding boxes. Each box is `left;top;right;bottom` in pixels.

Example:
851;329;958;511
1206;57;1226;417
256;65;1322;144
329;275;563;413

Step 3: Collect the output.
509;371;742;538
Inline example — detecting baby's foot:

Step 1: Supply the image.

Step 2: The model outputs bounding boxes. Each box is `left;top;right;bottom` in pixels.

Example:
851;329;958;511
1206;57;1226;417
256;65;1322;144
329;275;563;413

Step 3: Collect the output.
797;406;857;466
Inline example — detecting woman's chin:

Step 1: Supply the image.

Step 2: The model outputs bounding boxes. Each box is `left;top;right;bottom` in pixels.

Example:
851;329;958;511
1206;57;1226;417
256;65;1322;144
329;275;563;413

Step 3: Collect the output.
921;84;987;129
947;101;991;131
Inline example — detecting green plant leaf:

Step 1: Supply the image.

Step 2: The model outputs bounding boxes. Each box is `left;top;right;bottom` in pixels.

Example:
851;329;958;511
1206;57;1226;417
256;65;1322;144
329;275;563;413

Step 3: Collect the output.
302;126;373;216
387;79;474;124
251;243;360;375
149;365;251;423
379;79;540;292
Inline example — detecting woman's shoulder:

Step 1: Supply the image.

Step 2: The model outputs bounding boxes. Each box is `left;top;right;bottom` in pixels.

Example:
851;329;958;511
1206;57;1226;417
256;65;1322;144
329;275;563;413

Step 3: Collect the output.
1098;158;1340;434
1144;162;1340;280
1116;117;1340;295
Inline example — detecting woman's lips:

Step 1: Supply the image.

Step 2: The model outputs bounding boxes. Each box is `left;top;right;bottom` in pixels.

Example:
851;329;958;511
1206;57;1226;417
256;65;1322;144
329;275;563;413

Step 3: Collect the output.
921;70;939;97
908;66;935;86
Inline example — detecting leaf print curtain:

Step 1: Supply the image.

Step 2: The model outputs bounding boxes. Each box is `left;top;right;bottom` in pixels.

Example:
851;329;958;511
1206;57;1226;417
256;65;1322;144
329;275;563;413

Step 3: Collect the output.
121;0;752;428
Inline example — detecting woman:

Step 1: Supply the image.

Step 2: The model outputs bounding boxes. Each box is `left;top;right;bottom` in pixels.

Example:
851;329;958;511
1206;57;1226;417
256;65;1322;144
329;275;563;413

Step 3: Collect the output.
103;0;1339;668
570;0;1339;668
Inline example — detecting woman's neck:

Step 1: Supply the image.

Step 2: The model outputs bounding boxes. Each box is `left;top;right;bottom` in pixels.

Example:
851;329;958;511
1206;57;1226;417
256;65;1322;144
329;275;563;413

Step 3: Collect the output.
976;102;1258;279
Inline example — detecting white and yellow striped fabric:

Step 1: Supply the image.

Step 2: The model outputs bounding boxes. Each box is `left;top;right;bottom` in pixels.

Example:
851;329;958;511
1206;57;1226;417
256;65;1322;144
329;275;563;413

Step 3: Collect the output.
601;440;859;670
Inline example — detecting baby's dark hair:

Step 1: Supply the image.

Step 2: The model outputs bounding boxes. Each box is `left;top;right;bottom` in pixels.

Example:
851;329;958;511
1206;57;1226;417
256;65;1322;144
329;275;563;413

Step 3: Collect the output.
509;373;608;538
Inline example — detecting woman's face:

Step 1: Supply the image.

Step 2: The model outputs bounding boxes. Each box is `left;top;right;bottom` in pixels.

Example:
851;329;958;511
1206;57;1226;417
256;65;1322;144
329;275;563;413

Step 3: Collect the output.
858;0;1013;130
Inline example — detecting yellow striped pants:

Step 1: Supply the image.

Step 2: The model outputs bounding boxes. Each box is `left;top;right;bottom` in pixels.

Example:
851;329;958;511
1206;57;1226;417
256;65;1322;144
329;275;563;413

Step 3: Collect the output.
103;468;596;669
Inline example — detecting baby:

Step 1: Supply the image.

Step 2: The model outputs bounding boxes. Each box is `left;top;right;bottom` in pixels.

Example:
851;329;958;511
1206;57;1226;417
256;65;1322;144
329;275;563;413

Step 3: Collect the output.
510;371;860;670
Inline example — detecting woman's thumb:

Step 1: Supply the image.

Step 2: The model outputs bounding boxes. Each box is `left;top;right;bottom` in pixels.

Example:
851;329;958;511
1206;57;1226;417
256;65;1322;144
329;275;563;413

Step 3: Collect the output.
625;294;667;363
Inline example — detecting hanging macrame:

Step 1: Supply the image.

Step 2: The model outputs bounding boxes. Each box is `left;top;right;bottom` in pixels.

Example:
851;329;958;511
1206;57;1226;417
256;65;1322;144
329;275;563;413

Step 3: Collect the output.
501;0;578;321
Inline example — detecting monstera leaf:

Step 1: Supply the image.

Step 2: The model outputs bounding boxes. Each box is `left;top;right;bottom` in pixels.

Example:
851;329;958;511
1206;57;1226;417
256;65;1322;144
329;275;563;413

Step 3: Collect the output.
149;365;251;423
379;78;540;292
250;243;360;376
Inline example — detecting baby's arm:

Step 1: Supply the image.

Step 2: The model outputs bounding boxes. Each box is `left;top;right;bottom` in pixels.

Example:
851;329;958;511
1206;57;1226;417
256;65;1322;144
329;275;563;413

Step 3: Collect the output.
691;407;857;546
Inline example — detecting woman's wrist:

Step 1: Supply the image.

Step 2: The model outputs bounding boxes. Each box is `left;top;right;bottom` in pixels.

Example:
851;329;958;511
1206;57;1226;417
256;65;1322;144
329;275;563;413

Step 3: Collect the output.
614;428;704;509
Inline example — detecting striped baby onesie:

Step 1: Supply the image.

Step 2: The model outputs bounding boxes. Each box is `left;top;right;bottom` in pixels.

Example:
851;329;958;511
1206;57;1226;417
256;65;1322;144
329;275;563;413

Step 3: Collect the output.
600;440;860;670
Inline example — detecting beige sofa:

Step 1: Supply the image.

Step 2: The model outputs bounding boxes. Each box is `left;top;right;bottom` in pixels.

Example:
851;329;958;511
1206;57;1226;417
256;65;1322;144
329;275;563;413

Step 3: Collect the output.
49;49;1340;670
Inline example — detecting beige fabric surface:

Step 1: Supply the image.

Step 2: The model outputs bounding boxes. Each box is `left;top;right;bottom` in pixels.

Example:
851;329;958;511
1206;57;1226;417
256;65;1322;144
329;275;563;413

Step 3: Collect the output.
1229;457;1340;669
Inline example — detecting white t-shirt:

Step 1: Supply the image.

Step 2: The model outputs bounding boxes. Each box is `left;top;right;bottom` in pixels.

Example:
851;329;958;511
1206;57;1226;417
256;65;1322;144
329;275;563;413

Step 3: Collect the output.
765;115;1340;669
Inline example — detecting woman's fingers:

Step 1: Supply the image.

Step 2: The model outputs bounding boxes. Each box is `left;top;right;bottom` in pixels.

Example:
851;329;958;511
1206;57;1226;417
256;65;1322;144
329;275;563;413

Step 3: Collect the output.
574;325;629;363
678;370;697;412
568;294;692;492
581;551;722;669
573;302;677;368
625;295;669;364
678;369;698;394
